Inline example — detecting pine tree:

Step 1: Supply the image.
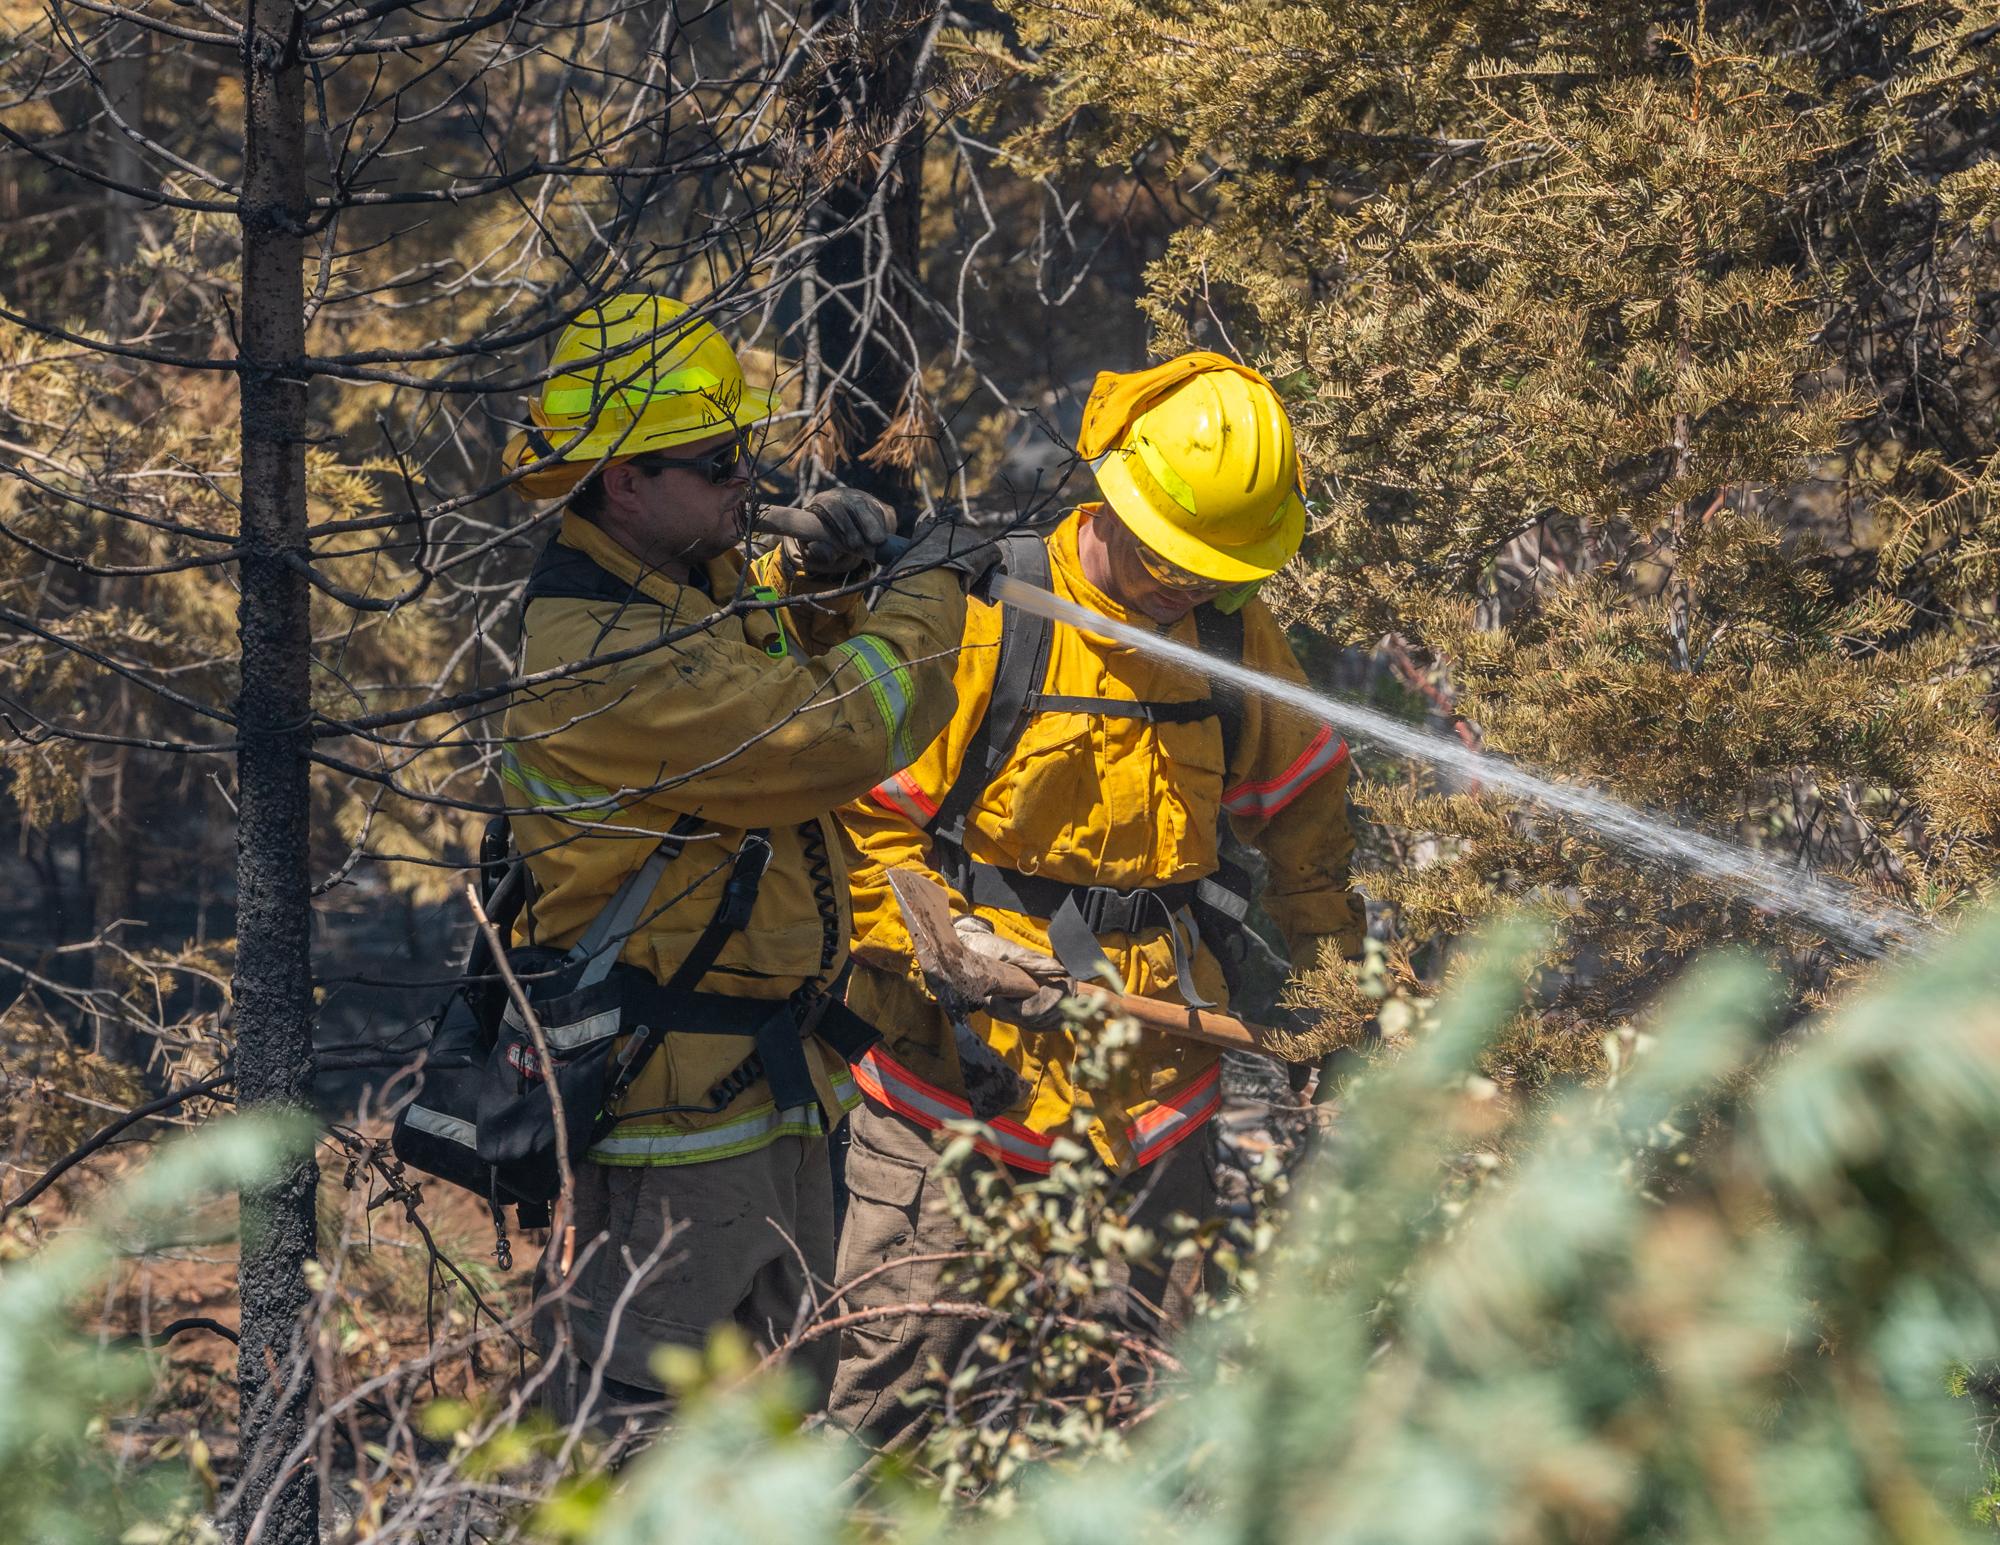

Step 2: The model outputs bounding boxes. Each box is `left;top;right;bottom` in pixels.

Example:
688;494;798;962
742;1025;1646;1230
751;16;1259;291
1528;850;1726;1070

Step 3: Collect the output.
1003;0;2000;1065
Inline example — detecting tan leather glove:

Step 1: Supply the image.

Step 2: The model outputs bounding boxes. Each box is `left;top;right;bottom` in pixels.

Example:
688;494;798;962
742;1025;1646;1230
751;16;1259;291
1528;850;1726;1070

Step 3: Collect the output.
953;915;1067;1032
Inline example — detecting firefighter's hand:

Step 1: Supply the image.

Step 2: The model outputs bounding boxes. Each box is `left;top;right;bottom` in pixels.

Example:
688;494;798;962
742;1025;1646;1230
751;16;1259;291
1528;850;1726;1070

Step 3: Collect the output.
787;486;896;576
884;516;1002;592
954;915;1067;1032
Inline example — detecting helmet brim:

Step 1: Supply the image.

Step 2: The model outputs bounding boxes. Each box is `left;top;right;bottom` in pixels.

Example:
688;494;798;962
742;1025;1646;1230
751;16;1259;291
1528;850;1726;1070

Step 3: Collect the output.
503;385;780;501
1092;451;1305;584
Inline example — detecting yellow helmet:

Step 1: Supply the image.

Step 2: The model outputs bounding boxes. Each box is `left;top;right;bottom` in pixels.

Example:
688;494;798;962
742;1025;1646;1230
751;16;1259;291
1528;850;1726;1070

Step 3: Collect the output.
502;293;778;500
1079;352;1306;584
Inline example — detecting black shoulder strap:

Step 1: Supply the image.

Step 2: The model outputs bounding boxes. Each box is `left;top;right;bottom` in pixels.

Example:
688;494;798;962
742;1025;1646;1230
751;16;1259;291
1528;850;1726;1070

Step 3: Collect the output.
462;816;529;1025
522;536;642;607
601;827;772;1113
564;811;709;988
930;532;1054;846
1194;603;1247;772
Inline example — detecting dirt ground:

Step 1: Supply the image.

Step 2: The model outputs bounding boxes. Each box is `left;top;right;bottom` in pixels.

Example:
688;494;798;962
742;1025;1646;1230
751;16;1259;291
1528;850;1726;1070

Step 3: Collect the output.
22;1134;539;1466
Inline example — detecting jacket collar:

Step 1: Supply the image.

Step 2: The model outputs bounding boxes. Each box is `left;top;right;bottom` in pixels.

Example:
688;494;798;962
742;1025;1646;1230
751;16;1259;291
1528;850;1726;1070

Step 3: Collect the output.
556;511;738;606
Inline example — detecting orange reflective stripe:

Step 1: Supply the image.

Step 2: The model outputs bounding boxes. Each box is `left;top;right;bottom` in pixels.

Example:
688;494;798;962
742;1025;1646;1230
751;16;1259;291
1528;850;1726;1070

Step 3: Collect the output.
1222;726;1348;822
1130;1064;1222;1166
854;1049;1219;1174
870;767;939;826
853;1049;1056;1171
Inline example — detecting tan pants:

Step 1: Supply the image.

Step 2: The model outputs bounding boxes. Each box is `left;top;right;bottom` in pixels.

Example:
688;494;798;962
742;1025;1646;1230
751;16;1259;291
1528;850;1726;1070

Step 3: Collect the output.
537;1136;837;1422
826;1098;1217;1446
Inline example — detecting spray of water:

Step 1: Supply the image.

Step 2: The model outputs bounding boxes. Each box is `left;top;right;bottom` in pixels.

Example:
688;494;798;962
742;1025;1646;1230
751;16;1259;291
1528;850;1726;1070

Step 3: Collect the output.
989;575;1926;959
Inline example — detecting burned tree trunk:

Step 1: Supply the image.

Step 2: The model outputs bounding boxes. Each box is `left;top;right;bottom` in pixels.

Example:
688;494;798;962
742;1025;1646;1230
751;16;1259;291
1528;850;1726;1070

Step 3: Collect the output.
230;0;317;1536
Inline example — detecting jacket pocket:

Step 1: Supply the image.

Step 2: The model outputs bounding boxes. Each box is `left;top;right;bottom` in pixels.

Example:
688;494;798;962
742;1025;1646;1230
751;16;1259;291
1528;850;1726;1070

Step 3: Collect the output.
1150;715;1228;866
980;714;1099;867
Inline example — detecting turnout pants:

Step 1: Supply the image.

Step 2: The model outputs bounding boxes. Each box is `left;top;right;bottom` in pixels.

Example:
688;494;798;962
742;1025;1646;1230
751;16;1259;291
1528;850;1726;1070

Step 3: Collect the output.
826;1098;1217;1446
537;1135;837;1424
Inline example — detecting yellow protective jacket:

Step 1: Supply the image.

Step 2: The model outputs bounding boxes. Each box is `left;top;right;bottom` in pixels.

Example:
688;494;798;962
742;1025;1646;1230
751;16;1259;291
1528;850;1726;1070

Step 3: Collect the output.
840;507;1365;1172
502;513;964;1165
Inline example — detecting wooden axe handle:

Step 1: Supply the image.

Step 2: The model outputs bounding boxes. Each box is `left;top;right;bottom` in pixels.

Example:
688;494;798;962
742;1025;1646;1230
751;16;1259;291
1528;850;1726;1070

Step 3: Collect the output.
976;956;1285;1059
884;866;1299;1064
1066;982;1278;1058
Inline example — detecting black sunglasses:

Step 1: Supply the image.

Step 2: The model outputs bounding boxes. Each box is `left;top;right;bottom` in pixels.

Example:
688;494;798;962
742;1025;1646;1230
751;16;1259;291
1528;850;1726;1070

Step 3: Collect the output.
632;436;752;486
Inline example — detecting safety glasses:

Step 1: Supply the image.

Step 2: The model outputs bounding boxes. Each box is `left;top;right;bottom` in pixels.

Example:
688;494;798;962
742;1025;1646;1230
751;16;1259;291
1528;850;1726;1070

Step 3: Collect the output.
633;435;752;486
1131;534;1225;596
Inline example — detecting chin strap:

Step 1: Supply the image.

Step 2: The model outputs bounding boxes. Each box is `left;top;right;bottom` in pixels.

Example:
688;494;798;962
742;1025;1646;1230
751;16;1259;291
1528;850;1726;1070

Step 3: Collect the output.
1213;579;1262;615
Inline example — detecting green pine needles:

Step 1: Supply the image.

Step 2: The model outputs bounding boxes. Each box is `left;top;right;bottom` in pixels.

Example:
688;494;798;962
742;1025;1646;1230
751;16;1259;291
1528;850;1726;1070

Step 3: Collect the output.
576;906;2000;1540
1003;0;2000;1060
17;915;2000;1538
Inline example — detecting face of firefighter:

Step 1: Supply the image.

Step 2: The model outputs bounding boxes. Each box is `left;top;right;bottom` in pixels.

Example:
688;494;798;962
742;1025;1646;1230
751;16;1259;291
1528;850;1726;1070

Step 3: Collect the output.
595;429;755;578
1077;506;1225;626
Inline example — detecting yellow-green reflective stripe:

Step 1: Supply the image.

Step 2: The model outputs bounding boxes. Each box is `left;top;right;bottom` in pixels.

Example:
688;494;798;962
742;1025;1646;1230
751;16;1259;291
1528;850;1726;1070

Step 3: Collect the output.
587;1102;834;1166
1130;436;1199;514
500;747;615;821
589;1123;825;1166
835;634;917;769
542;365;722;418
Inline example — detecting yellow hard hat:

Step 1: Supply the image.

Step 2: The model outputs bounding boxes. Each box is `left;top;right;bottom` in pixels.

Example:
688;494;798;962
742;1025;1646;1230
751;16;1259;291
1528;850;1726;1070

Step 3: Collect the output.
1080;353;1306;584
502;293;778;500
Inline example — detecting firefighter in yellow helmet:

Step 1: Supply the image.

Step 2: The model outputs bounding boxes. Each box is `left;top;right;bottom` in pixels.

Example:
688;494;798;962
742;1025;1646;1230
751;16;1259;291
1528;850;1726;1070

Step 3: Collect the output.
495;293;993;1423
827;352;1365;1442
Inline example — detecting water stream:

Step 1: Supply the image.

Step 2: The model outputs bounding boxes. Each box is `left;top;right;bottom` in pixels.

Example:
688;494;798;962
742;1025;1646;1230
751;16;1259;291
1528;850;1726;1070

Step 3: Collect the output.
990;575;1927;959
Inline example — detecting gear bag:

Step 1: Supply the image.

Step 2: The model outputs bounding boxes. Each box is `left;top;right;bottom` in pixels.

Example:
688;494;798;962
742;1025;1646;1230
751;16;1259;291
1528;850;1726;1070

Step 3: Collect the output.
391;810;879;1227
471;811;771;1202
390;813;763;1216
388;815;532;1216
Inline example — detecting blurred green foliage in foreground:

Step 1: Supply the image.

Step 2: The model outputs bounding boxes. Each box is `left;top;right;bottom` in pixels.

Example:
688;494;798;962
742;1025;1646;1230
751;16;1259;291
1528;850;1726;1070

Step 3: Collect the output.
0;1114;311;1544
602;906;2000;1543
13;909;2000;1541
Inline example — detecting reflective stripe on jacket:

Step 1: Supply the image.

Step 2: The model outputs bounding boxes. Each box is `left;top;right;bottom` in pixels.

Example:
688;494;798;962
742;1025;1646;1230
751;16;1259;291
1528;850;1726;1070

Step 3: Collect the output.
839;506;1364;1171
504;514;964;1164
588;1064;863;1166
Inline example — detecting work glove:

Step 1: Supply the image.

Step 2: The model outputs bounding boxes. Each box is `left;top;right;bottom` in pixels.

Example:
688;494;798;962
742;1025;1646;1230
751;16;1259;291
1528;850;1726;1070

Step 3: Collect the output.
954;914;1068;1032
786;486;897;576
882;515;1003;594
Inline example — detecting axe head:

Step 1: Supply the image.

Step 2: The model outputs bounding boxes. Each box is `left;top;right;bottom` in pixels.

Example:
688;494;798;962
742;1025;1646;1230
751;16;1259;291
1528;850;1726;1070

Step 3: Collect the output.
884;868;1034;1122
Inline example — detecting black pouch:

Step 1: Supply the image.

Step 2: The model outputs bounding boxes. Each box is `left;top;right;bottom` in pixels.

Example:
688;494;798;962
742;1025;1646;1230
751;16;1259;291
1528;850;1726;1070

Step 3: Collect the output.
390;817;544;1215
1194;856;1290;1004
468;816;770;1196
395;816;778;1214
389;815;697;1219
473;959;633;1203
390;984;503;1201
